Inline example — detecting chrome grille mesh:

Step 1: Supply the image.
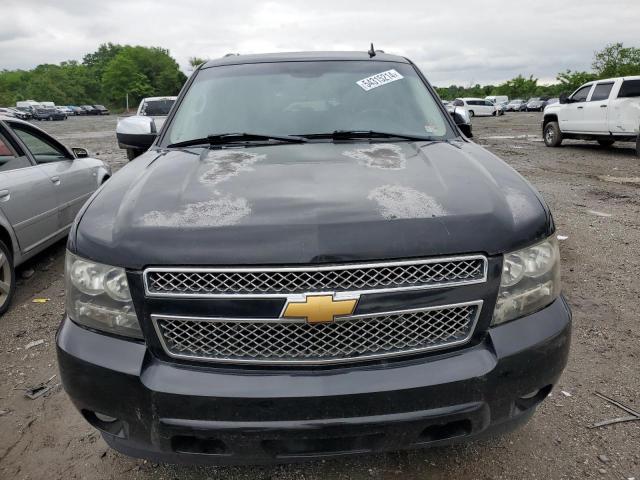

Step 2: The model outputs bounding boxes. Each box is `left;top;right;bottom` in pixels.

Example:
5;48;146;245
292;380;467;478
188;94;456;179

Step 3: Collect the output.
145;257;485;296
154;304;479;364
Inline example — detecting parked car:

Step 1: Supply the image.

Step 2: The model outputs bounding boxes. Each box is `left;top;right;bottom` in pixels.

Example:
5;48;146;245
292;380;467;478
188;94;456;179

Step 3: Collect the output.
0;116;110;314
81;105;97;115
69;106;86;115
32;106;66;121
6;108;31;120
92;105;110;115
544;98;559;109
543;76;640;156
58;51;570;465
485;95;509;105
57;106;74;116
0;108;17;118
526;98;547;112
506;99;527;112
116;96;177;160
452;98;497;117
16;100;41;111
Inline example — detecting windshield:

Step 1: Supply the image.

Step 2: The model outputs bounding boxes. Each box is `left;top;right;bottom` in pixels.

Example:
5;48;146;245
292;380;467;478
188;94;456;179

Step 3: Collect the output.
143;99;175;116
163;61;454;146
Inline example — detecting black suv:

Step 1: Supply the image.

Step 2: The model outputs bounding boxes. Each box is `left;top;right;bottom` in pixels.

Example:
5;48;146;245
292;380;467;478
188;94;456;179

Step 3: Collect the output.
57;51;571;464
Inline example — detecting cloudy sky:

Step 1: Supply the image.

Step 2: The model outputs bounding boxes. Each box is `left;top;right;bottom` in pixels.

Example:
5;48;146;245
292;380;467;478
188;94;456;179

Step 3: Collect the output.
1;0;639;86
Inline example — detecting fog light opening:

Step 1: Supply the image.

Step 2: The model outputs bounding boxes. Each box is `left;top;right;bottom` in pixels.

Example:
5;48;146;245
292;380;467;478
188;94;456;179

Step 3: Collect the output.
515;384;553;412
95;412;118;423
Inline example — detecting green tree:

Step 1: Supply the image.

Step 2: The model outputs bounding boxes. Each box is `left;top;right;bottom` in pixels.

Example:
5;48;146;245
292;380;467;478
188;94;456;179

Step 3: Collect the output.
593;43;640;78
101;54;154;106
188;57;208;70
555;70;597;95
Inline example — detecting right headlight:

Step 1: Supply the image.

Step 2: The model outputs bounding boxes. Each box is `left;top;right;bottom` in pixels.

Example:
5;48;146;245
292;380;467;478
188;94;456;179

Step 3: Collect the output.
492;236;561;326
65;251;143;339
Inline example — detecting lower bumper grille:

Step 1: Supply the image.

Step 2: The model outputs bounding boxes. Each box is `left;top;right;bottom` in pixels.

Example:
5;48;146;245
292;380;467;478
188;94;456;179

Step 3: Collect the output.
152;302;482;365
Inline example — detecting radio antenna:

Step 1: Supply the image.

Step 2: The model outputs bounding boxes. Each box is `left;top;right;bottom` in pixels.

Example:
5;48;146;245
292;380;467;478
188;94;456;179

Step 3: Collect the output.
368;43;376;58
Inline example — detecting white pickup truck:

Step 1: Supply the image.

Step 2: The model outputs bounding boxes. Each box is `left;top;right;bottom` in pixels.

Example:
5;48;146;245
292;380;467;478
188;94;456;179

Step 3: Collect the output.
543;76;640;156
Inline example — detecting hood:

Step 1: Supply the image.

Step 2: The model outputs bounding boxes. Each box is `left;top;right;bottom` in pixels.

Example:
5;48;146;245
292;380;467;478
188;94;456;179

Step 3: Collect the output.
72;141;552;268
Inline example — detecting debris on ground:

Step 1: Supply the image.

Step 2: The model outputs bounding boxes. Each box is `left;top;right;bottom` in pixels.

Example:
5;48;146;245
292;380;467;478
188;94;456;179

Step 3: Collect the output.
598;454;610;463
21;268;35;279
587;209;613;218
25;339;44;350
32;298;50;303
24;374;57;400
557;235;569;241
590;391;640;428
0;408;10;416
561;390;572;397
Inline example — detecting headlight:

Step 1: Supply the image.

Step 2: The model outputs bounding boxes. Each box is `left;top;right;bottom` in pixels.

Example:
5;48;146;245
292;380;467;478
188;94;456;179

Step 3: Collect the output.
492;236;561;326
65;252;142;339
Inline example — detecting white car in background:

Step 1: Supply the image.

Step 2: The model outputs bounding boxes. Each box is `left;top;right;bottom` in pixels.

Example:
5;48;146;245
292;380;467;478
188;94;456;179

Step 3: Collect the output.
116;96;177;160
543;76;640;156
452;98;497;117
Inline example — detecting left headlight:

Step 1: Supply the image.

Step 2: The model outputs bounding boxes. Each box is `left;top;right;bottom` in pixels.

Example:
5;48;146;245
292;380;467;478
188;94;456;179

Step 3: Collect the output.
65;251;143;339
492;236;561;326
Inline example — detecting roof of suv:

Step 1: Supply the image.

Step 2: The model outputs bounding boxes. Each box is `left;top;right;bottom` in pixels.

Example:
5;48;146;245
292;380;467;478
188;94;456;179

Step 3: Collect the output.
202;51;410;68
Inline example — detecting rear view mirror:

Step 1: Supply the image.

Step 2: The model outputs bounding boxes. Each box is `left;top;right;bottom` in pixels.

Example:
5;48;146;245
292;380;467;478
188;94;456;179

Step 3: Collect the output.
559;93;570;104
451;109;473;138
116;116;158;150
71;147;89;158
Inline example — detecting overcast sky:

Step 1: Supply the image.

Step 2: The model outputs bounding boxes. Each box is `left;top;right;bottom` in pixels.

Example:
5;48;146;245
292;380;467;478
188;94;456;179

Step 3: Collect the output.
1;0;639;86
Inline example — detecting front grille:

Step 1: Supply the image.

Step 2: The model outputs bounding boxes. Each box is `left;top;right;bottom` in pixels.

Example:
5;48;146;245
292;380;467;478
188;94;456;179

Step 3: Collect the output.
152;303;481;365
145;256;486;297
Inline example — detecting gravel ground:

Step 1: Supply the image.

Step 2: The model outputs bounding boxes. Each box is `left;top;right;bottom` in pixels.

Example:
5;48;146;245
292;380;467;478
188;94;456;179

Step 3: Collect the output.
0;113;639;480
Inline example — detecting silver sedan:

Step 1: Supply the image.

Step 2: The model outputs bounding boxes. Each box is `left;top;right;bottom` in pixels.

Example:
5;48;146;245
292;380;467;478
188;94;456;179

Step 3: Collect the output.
0;116;111;314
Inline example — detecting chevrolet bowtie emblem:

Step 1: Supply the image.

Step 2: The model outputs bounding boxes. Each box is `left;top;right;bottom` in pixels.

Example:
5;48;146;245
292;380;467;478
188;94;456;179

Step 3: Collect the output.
282;294;358;324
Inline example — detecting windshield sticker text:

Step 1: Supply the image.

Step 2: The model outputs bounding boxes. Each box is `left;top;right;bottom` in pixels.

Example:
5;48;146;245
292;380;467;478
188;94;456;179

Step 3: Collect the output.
356;69;404;91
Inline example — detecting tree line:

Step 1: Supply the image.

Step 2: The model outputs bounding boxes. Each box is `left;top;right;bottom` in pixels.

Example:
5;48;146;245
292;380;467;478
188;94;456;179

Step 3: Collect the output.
1;42;638;108
0;43;187;109
435;43;640;100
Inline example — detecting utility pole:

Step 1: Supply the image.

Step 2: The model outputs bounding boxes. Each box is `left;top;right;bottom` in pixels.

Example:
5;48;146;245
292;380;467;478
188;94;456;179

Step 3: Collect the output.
125;92;129;113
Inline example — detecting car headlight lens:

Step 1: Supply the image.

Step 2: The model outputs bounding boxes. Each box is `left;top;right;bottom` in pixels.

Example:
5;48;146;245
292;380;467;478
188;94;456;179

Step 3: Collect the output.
492;236;561;326
65;251;142;339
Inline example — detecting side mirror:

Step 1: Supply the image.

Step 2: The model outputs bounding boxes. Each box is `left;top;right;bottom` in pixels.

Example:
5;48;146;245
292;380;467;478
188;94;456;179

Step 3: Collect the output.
451;109;473;138
116;116;158;150
559;93;570;104
71;147;89;158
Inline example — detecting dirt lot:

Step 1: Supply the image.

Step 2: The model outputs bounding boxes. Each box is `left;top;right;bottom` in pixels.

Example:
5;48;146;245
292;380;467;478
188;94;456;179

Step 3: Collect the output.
0;113;639;480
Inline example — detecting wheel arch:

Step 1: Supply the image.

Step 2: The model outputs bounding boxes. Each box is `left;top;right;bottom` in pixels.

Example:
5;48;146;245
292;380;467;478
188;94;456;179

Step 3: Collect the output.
543;114;558;128
0;221;19;265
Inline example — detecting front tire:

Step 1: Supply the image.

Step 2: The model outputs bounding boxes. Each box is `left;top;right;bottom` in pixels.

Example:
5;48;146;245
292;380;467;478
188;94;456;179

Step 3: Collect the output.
468;110;475;118
0;240;16;316
544;121;563;147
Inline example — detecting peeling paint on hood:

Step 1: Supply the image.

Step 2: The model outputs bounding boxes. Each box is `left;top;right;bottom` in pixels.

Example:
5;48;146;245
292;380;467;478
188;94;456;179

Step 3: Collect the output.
140;194;250;227
342;144;406;170
368;184;446;219
200;150;266;186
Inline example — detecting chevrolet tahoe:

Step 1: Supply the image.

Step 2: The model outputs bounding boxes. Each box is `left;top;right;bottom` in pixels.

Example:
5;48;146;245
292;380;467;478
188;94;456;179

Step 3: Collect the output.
57;51;571;464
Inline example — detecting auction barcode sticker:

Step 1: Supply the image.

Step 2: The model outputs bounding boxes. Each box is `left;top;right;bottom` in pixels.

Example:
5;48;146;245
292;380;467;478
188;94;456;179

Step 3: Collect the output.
356;69;404;91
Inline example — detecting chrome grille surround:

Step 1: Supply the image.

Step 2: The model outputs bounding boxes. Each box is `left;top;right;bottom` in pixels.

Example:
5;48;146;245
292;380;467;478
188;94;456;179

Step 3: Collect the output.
144;255;487;298
151;301;483;365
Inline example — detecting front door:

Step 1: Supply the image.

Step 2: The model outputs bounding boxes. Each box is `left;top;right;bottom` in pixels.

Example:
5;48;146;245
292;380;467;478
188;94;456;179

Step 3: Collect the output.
560;84;593;132
0;127;59;254
582;82;614;133
9;122;94;229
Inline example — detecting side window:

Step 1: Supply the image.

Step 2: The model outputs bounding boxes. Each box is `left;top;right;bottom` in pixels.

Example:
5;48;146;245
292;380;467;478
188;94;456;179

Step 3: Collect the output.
618;79;640;98
571;85;592;103
10;125;70;164
0;132;31;172
484;101;493;106
590;82;614;102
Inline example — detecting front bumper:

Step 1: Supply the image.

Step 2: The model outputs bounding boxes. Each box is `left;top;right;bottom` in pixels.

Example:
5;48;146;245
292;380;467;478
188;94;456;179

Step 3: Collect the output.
57;296;571;465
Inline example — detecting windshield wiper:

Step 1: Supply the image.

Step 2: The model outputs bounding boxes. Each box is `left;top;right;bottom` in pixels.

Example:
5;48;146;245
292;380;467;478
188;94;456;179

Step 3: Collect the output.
300;130;435;142
167;133;307;149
